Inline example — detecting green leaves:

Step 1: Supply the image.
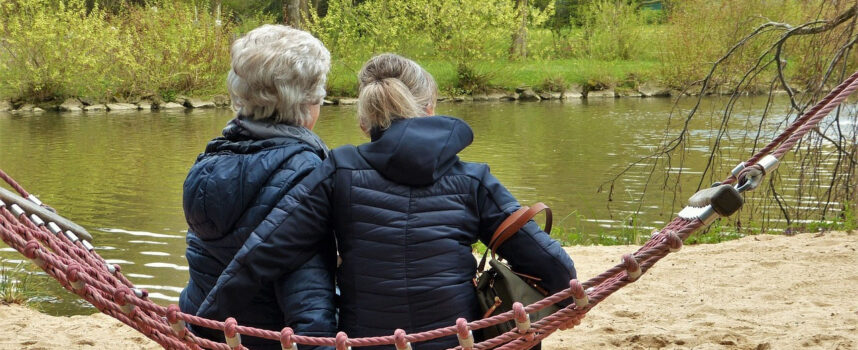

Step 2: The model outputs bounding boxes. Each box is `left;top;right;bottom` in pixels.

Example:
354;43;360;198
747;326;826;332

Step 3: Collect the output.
306;0;519;63
0;0;237;102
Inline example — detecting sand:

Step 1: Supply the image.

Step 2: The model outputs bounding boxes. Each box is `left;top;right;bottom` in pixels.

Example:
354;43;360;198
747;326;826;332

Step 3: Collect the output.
1;231;856;349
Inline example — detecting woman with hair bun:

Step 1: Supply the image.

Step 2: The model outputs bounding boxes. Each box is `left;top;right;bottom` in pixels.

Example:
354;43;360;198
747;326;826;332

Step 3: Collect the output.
179;24;335;350
198;53;576;349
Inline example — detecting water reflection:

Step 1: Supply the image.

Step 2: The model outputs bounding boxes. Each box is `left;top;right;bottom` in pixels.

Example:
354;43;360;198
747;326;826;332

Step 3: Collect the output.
0;97;852;314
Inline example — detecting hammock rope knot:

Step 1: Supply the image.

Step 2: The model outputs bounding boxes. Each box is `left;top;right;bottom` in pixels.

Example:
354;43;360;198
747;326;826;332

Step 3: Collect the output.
335;331;350;350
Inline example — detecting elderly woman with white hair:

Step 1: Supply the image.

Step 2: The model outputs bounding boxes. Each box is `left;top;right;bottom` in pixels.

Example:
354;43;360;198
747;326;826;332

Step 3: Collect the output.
179;25;335;350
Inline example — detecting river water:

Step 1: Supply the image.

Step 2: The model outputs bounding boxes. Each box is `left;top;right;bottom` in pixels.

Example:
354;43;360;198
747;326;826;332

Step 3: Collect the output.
0;97;851;314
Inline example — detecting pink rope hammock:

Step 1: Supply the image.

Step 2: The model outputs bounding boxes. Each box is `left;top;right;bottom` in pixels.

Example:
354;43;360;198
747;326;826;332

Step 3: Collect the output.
2;68;857;349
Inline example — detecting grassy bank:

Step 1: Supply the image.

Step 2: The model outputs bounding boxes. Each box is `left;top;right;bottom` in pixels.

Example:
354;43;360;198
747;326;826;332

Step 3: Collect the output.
328;57;661;97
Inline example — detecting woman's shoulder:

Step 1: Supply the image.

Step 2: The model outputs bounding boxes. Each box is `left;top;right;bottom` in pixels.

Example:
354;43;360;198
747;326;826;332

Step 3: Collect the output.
328;144;369;170
450;159;492;179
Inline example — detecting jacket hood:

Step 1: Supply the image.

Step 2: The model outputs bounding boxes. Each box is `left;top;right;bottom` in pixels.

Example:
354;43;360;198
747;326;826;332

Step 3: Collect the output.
183;126;325;241
357;116;474;186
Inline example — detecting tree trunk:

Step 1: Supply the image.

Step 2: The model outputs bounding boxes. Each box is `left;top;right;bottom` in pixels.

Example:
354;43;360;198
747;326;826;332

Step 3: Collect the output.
283;0;304;29
510;0;528;59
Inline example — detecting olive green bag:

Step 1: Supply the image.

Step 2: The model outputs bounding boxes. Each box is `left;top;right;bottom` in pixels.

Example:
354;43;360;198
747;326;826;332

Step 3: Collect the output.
475;203;560;341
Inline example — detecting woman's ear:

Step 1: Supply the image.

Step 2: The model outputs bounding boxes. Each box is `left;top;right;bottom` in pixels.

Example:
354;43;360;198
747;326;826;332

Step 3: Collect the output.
425;104;435;116
306;103;321;129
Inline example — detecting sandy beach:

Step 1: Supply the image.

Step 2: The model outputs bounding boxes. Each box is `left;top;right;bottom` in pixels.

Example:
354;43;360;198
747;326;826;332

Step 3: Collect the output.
1;231;856;349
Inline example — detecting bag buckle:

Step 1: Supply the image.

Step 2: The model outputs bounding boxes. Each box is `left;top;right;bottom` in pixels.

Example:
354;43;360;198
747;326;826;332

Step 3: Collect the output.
482;296;503;318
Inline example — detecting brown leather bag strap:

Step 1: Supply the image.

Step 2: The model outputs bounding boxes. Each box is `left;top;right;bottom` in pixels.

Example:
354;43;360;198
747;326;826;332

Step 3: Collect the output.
487;206;530;249
477;202;552;271
489;202;552;251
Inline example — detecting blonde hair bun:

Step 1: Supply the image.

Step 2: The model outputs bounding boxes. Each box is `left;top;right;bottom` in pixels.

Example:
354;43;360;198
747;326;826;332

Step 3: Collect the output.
357;54;437;132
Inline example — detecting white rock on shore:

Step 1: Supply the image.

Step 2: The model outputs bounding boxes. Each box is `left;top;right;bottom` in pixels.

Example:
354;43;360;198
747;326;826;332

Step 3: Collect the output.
186;99;216;109
565;84;585;99
617;89;644;98
638;82;672;97
59;98;83;112
501;93;519;101
16;103;36;112
84;104;108;112
339;98;358;105
587;89;616;98
0;100;12;112
106;103;138;111
486;93;506;101
563;90;583;99
517;88;541;101
159;102;185;110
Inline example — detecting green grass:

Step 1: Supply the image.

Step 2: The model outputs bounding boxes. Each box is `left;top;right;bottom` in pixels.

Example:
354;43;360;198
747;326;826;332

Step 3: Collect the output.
0;260;32;305
327;58;661;97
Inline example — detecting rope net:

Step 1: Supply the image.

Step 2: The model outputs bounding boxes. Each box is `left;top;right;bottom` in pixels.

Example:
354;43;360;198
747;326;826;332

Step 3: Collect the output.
1;69;856;350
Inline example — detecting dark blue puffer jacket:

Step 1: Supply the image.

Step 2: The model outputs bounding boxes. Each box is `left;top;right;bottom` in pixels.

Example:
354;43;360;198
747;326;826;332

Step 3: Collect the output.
197;116;576;350
179;125;337;350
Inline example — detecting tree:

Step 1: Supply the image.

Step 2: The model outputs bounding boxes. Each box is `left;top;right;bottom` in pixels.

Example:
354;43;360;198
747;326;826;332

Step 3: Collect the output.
605;2;858;233
283;0;312;28
510;0;529;59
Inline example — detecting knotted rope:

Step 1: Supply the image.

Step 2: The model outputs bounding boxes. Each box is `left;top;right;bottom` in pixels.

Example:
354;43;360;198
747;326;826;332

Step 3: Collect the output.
1;70;857;349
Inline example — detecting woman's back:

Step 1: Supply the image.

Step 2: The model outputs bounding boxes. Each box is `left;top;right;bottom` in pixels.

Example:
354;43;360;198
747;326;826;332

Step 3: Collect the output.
181;125;336;348
328;116;575;349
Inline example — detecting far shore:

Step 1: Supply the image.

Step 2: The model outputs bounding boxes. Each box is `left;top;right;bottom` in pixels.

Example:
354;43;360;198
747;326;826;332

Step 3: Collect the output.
2;231;856;349
0;86;796;115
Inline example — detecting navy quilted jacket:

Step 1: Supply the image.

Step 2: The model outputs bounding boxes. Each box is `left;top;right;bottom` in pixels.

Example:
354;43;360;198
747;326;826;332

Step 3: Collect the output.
179;129;336;350
197;116;576;350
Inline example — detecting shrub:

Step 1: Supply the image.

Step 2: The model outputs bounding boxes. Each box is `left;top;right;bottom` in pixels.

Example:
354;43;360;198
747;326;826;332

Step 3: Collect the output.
0;0;238;102
0;0;125;101
0;260;31;305
306;0;519;76
580;0;649;61
657;0;829;88
455;63;491;94
539;75;567;92
117;1;235;99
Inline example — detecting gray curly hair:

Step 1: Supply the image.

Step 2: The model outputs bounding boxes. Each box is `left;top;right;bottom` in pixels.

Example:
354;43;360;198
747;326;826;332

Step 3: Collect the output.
227;25;330;125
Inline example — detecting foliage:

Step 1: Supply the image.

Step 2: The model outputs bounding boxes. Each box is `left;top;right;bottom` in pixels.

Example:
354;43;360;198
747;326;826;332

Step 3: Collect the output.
0;0;123;101
0;260;31;305
117;1;235;99
538;75;567;92
307;0;522;93
307;0;519;65
580;0;649;61
3;0;830;101
0;0;240;102
455;63;491;95
657;0;819;88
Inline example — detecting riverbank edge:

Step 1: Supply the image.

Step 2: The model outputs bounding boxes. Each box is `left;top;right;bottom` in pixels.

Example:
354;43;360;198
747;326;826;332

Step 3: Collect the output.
0;84;792;114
